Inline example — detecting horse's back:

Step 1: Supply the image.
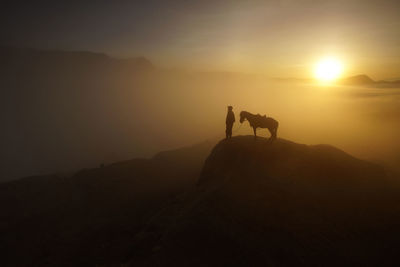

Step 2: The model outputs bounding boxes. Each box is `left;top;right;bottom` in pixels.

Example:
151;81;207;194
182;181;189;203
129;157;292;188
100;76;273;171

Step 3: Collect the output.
260;117;278;129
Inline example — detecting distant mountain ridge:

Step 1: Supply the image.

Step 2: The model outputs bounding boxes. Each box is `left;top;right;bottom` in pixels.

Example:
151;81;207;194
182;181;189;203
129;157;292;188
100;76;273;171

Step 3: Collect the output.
338;74;375;85
0;45;154;71
2;46;398;87
274;74;400;87
340;74;400;87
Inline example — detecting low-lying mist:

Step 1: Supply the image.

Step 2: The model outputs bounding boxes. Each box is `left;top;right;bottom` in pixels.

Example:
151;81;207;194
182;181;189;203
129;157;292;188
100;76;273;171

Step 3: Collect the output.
1;51;399;181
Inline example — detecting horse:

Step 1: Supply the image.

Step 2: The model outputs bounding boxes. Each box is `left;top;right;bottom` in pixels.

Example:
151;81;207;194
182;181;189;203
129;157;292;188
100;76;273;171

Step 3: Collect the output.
239;111;279;140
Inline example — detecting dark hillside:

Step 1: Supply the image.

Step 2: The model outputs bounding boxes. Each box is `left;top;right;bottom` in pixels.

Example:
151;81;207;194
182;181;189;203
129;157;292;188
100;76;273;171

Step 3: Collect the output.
2;137;400;266
0;140;214;266
127;136;400;266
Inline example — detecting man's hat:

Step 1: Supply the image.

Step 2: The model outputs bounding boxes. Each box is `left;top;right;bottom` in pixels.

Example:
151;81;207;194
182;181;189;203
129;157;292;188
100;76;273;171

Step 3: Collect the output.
228;105;233;109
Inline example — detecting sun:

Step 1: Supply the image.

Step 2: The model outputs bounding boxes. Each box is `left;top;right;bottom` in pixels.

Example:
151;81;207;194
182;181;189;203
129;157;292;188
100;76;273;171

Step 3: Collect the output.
314;57;343;82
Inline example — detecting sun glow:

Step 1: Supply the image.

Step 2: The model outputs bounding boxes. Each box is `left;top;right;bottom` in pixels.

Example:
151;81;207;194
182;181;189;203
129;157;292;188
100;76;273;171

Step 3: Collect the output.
314;57;343;82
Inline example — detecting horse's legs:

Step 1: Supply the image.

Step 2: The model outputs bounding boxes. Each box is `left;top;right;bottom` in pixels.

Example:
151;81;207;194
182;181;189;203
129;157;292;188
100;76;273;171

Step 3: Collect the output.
253;127;257;139
270;127;277;140
267;127;277;140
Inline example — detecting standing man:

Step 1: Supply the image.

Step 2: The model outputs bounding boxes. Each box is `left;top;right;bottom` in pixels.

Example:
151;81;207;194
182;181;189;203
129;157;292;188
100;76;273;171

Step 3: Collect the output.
225;106;235;139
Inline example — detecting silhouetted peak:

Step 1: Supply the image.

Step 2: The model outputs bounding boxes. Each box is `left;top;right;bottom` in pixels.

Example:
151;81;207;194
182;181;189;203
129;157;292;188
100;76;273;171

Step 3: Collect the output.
198;135;385;188
137;136;392;266
339;74;375;85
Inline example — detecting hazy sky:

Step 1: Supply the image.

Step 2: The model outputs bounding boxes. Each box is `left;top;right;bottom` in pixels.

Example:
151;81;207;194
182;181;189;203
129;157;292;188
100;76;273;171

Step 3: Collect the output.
1;0;400;78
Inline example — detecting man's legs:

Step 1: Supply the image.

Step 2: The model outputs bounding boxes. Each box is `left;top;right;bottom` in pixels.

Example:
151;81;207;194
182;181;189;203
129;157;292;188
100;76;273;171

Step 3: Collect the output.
227;123;233;138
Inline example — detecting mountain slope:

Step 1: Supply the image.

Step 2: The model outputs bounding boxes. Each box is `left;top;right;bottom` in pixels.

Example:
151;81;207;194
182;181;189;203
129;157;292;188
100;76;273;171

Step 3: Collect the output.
127;136;400;266
2;136;400;266
0;140;214;267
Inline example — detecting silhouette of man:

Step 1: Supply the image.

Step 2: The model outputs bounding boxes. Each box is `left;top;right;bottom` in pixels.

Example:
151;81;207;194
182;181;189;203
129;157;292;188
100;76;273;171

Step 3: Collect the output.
225;106;235;139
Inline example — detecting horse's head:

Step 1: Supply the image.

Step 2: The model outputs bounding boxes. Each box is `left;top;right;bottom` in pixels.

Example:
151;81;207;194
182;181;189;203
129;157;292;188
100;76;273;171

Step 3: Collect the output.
239;111;246;123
